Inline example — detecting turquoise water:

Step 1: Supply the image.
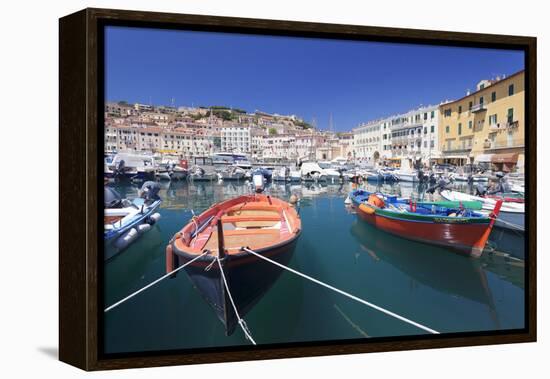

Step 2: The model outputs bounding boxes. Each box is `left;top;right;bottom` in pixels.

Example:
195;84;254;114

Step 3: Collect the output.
103;180;525;354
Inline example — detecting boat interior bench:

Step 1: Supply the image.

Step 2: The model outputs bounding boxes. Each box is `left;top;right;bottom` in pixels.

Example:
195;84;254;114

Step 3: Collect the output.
203;228;281;252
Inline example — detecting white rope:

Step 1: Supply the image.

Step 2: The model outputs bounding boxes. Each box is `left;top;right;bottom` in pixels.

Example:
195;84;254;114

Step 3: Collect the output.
494;217;525;232
216;258;257;345
242;247;439;335
104;251;209;313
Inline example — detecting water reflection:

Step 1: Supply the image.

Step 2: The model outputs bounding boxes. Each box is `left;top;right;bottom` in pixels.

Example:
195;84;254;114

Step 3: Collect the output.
104;180;525;353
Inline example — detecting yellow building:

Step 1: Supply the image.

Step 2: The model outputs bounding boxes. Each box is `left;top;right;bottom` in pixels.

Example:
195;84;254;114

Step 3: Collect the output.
438;70;525;172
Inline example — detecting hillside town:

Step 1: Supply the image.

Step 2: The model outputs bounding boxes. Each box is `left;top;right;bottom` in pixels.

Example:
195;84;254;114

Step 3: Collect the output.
105;70;524;173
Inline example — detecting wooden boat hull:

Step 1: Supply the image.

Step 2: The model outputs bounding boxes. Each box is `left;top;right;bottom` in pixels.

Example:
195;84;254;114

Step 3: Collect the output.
167;194;302;335
356;203;495;257
170;236;298;335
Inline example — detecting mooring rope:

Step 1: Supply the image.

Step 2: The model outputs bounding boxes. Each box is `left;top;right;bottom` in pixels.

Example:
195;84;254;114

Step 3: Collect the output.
494;217;525;234
104;251;209;313
216;257;257;345
242;247;439;334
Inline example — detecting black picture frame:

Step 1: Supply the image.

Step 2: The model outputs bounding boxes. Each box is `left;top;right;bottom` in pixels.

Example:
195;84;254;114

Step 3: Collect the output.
59;8;536;371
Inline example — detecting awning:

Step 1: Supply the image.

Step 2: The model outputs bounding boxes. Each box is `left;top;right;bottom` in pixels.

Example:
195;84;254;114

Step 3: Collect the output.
442;155;469;159
474;154;493;163
491;153;519;163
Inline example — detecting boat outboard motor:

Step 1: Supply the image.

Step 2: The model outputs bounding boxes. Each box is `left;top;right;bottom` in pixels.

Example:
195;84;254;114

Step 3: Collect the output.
427;172;436;184
104;186;123;208
475;183;487;196
113;159;126;178
252;173;265;193
139;181;161;204
426;177;451;194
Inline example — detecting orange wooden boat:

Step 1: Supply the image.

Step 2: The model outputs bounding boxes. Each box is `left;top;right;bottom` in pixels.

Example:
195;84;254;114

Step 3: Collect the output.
166;194;301;335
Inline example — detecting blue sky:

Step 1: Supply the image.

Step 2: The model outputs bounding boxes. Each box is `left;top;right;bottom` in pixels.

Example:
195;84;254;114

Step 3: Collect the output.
105;26;524;131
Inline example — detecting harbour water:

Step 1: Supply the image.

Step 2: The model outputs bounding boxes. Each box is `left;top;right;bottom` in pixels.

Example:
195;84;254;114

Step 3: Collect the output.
104;180;525;354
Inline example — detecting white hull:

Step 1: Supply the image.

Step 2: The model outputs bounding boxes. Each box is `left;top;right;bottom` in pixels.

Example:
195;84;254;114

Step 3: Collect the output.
395;172;418;182
440;190;524;214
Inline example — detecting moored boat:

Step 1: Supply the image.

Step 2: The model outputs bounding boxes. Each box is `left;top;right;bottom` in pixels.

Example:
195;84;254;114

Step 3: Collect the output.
104;182;162;260
217;165;246;181
166;194;301;335
351;190;502;257
440;189;524;232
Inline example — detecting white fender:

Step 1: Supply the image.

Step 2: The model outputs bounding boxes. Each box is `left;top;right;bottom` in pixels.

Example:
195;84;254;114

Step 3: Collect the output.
137;223;151;234
148;212;161;224
114;228;138;250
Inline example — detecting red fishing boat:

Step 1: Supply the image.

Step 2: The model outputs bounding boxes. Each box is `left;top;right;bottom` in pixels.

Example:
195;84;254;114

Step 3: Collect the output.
354;191;503;258
166;194;301;335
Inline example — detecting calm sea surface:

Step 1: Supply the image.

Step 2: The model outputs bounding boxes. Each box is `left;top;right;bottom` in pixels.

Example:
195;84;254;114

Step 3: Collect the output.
104;180;525;354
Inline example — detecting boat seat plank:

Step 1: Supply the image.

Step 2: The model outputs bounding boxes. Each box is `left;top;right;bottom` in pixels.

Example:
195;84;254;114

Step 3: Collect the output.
227;203;280;213
203;229;281;252
222;215;281;223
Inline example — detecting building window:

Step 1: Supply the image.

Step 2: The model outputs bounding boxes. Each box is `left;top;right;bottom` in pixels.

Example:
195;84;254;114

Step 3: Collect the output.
480;84;485;90
468;120;473;129
430;125;434;133
469;101;473;110
423;127;427;134
489;114;498;125
509;84;514;96
424;141;427;148
424;112;427;120
479;96;484;104
458;123;462;135
507;108;514;124
491;91;496;102
430;140;434;148
431;111;435;119
458;105;463;114
445;125;450;133
444;109;451;117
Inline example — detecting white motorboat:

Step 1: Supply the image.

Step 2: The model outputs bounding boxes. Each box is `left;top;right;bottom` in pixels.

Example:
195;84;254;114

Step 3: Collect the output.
301;162;328;182
106;153;156;181
104;183;162;260
218;165;246;181
394;159;419;182
440;189;524;232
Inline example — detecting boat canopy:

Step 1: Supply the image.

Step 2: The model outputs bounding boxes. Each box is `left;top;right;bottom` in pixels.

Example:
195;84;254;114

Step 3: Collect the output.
491;153;519;163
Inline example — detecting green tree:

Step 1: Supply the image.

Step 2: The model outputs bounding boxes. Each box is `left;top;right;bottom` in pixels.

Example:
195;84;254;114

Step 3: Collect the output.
294;120;312;129
268;128;277;135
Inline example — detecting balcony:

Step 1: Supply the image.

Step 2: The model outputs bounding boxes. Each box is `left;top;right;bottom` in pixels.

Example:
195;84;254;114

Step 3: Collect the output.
470;103;487;113
489;120;519;130
483;138;525;151
442;146;472;154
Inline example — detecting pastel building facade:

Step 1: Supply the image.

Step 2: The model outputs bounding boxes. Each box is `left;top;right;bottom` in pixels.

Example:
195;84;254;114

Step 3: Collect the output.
389;105;439;166
220;126;251;154
438;70;524;171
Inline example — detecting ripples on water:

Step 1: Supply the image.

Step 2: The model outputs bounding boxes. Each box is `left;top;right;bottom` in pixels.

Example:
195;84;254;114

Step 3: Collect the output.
104;180;525;354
